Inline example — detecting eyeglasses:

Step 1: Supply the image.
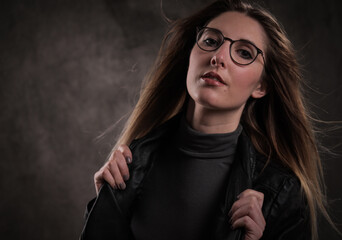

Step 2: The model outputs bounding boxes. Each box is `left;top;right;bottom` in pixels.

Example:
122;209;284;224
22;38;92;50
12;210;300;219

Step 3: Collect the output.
196;27;265;66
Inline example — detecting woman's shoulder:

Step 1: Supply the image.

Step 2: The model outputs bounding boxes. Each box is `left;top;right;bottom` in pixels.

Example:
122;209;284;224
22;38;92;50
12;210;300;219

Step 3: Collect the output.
254;155;300;188
253;155;311;239
253;154;303;205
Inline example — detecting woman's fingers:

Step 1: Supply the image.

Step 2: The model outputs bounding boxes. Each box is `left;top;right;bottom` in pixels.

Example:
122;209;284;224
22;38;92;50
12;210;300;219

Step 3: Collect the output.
93;144;133;195
229;189;266;240
115;144;133;181
238;189;264;206
230;196;265;230
111;150;129;182
117;144;133;164
94;167;115;195
232;216;264;240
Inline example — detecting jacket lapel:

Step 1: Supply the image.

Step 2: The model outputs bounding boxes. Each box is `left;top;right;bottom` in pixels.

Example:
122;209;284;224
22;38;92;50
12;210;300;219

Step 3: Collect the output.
213;132;256;240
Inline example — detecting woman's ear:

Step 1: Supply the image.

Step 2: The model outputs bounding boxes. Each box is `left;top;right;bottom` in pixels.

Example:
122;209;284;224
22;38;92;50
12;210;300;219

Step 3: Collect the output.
251;82;267;99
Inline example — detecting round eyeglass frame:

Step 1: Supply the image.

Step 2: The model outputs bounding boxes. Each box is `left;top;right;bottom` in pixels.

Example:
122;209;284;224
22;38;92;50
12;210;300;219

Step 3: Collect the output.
196;27;266;66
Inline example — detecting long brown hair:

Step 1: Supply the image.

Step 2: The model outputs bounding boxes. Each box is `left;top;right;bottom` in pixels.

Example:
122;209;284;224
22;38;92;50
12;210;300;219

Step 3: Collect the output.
112;0;333;238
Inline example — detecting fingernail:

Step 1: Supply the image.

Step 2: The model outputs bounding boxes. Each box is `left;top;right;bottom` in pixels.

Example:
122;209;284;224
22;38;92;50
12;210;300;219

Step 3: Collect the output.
113;184;118;190
123;175;129;181
119;182;126;190
125;157;132;164
236;194;240;199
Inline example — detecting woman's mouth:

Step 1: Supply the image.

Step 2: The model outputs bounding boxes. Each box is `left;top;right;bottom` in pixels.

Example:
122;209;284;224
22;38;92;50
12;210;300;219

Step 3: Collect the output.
201;72;226;86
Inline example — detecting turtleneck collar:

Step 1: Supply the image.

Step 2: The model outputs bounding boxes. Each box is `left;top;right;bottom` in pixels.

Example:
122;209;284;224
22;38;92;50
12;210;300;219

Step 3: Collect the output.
176;115;243;159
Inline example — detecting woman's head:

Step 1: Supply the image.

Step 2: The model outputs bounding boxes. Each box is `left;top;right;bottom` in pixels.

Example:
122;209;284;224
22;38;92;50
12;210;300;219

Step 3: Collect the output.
186;11;267;121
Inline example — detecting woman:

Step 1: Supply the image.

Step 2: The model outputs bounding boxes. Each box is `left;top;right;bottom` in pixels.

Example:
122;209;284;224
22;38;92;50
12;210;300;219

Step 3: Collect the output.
81;0;333;239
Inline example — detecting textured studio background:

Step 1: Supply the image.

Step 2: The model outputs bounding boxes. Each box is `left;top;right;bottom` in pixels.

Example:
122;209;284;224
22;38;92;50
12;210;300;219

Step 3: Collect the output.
1;0;342;239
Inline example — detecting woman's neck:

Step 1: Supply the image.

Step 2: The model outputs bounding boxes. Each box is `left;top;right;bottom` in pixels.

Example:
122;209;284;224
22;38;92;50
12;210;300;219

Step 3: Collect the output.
186;100;243;134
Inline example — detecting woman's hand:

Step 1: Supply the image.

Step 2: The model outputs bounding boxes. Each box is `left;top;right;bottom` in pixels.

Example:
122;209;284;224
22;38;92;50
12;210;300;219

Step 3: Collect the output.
94;144;132;194
229;189;266;240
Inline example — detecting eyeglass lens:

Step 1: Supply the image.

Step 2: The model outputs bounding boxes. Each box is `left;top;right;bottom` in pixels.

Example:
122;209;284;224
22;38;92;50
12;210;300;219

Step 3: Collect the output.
197;28;259;65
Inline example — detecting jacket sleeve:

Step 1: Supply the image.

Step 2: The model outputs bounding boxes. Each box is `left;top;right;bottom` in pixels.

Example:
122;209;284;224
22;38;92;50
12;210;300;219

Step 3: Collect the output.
79;183;133;240
260;177;311;240
80;138;149;240
83;198;96;220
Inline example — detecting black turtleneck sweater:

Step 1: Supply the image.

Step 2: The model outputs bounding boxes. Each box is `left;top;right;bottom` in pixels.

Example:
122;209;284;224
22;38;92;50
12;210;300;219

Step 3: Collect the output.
131;116;243;239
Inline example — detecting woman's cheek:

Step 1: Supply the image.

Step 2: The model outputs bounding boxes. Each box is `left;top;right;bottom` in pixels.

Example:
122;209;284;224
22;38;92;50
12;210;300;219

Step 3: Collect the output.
235;69;263;92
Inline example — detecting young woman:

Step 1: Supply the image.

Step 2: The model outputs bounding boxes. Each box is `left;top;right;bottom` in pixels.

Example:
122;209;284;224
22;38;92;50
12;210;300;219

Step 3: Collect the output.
81;0;333;239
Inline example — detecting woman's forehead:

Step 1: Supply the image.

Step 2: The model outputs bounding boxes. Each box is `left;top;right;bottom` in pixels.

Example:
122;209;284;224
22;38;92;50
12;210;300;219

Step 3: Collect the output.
206;11;267;51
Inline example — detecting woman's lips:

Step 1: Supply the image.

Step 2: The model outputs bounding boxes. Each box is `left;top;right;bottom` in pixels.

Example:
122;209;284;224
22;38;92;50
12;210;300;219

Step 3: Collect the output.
201;71;226;86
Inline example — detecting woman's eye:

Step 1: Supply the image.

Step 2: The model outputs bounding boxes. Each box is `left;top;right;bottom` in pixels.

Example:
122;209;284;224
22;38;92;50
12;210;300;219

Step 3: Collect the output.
203;38;219;47
236;49;253;59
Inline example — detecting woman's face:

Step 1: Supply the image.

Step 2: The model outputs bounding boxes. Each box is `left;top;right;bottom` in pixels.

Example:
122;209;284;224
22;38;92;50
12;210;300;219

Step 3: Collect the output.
186;11;267;114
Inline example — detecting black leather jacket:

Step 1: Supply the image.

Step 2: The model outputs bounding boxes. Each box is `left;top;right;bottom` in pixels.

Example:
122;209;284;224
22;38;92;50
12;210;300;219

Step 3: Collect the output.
81;114;311;240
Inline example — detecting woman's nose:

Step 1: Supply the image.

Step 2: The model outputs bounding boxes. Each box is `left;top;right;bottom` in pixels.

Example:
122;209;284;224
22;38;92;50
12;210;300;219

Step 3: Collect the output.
210;43;230;68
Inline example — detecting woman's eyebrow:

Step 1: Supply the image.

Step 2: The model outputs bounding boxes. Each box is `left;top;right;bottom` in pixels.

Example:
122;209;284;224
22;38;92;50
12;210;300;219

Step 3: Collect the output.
216;28;260;47
238;38;258;46
238;37;264;51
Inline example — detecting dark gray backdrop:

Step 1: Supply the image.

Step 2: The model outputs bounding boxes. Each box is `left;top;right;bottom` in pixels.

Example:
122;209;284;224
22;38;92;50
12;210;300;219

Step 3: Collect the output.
1;0;341;239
